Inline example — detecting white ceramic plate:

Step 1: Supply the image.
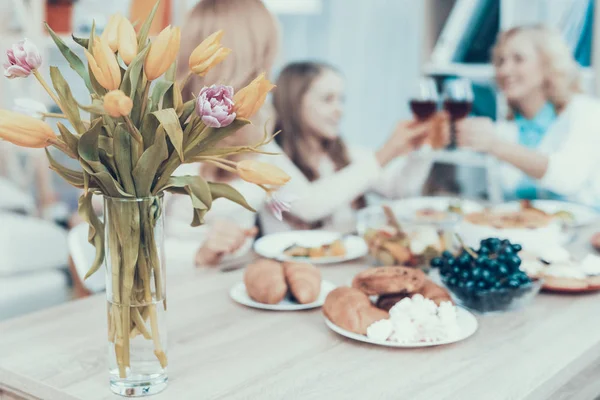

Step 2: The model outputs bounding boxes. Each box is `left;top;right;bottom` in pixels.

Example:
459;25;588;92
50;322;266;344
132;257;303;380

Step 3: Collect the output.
253;231;368;264
324;307;478;348
230;280;336;311
491;200;599;228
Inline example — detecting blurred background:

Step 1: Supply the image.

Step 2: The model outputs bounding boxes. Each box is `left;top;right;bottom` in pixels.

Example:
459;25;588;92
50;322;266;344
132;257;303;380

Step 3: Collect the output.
0;0;597;319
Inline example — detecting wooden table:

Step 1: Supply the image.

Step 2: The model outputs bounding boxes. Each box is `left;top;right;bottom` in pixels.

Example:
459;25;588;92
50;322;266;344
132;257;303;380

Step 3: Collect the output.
2;228;600;400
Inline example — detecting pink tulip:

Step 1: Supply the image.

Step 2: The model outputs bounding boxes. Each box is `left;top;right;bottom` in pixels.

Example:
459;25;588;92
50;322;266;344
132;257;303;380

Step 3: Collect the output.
3;39;42;79
195;85;236;128
266;190;297;221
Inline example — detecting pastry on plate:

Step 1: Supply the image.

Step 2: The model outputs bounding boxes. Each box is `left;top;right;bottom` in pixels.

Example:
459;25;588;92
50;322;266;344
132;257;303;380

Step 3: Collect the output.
284;262;321;304
323;287;389;335
375;280;452;311
244;259;288;304
352;266;427;296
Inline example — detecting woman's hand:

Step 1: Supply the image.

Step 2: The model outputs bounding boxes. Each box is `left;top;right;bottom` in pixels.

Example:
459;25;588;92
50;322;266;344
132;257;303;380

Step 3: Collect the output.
455;117;497;152
376;120;430;166
195;220;258;267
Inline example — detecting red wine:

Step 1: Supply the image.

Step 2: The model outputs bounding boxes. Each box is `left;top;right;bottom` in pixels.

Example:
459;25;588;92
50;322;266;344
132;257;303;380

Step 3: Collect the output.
444;100;472;120
410;100;437;120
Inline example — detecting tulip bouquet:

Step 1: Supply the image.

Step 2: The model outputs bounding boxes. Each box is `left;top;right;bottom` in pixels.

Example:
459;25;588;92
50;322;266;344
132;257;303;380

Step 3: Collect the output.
1;2;289;393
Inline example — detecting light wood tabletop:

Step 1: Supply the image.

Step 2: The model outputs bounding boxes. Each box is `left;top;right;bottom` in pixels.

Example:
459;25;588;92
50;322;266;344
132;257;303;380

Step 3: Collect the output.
1;227;600;400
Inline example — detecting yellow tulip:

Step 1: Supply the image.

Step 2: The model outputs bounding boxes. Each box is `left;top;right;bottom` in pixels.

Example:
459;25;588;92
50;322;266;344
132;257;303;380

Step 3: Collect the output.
101;14;138;65
144;26;181;81
188;30;232;77
0;110;56;148
84;36;122;91
233;73;276;119
237;160;291;186
104;90;133;118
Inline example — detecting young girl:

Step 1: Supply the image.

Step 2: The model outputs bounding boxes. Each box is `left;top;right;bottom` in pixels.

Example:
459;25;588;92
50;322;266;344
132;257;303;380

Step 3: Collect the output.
455;26;600;206
167;0;279;267
261;62;436;233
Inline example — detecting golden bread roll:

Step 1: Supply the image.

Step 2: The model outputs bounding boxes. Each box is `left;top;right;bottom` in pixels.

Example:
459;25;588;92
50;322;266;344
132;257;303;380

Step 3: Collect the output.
323;287;389;335
418;280;453;305
352;266;427;296
284;262;321;304
243;259;287;304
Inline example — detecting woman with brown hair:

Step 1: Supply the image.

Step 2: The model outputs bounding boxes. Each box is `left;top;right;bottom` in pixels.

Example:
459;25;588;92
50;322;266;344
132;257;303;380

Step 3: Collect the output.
261;61;435;233
166;0;279;267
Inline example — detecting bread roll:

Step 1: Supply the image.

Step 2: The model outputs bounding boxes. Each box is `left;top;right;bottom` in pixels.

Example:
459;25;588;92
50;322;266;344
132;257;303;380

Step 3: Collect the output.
284;262;321;304
244;259;287;304
323;287;389;335
352;266;426;296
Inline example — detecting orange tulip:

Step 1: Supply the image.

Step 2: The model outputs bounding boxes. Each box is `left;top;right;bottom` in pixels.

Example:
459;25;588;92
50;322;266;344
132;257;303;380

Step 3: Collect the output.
237;160;290;186
188;30;231;77
104;90;133;118
233;73;276;119
144;26;181;81
102;14;138;65
0;110;56;148
84;36;121;90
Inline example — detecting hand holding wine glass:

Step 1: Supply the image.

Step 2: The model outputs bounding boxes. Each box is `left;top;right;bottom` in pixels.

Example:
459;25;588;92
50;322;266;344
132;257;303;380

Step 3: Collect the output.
443;78;474;148
409;77;439;121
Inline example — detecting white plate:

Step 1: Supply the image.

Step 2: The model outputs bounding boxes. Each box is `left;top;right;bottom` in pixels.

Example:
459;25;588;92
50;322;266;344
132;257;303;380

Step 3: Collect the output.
324;307;478;348
491;200;599;228
253;231;368;264
388;196;484;216
230;280;336;311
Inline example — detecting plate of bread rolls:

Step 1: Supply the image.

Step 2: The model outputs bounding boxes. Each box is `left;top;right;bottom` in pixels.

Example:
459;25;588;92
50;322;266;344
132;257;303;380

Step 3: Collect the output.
231;259;336;310
253;231;368;264
322;267;478;347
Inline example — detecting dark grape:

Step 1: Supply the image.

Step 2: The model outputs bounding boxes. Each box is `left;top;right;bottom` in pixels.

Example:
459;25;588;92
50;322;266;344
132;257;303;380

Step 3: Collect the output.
476;280;489;290
501;246;515;256
452;266;461;276
488;259;500;272
440;267;451;277
512;244;522;252
458;253;472;266
460;270;471;280
497;254;508;264
501;239;511;246
507;255;522;268
475;255;489;268
446;258;456;267
457;281;466;289
481;269;495;283
448;277;458;286
465;280;475;291
471;267;482;279
478;246;490;256
508;279;520;289
442;250;454;259
498;265;509;276
430;257;443;268
493;281;503;289
488;238;501;251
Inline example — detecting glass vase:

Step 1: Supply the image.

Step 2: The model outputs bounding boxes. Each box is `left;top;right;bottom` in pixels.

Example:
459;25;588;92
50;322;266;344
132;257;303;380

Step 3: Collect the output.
104;195;168;397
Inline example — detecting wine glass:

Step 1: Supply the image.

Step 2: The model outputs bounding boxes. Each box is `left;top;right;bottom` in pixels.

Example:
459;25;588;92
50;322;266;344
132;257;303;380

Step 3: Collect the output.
409;77;439;121
443;78;474;148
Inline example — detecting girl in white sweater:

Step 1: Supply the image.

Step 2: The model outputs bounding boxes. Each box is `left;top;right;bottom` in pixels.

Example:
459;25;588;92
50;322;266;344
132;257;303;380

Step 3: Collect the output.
455;26;600;207
260;62;436;234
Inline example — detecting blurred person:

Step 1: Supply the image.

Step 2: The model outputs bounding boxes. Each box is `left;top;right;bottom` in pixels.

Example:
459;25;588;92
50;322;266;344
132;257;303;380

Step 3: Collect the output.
167;0;279;267
455;25;600;206
262;61;436;233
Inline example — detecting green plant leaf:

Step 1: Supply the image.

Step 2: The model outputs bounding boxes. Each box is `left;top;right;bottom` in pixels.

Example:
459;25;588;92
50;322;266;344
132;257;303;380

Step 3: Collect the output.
209;182;256;212
50;66;86;134
121;45;150;98
113;125;136;194
179;99;196;125
163;175;212;208
45;23;93;92
150;80;173;111
185;119;251;159
137;0;161;48
133;128;169;196
78;191;105;279
152;108;184;161
56;122;79;155
72;34;89;49
77;98;106;115
140;113;159;150
45;149;85;188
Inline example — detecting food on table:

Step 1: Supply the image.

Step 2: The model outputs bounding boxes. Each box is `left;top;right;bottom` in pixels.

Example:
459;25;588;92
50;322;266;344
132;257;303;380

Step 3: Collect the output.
591;232;600;252
465;209;553;230
520;253;600;291
283;262;322;304
244;259;322;305
352;266;427;296
520;199;576;225
431;238;538;312
244;259;288;304
375;280;452;311
283;239;346;259
366;294;461;343
323;287;389;335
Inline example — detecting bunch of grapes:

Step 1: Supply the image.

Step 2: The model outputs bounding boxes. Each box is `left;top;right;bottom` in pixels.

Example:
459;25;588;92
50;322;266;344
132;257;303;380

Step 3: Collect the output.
430;238;533;312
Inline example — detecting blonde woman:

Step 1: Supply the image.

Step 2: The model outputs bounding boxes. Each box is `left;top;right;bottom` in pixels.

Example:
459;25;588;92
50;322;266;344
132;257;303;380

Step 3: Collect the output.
166;0;279;267
456;25;600;206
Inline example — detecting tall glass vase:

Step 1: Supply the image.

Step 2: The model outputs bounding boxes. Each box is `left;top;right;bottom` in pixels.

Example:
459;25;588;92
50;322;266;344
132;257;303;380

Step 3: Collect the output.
104;195;168;397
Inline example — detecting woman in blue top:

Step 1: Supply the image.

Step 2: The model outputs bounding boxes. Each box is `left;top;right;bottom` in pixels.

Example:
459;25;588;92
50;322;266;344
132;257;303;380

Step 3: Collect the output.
455;25;600;207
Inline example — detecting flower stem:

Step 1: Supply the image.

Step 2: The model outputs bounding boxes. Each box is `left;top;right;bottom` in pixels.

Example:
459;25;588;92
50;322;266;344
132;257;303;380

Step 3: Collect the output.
48;138;76;159
139;81;151;120
179;70;193;90
41;112;68;120
32;70;65;115
202;159;237;174
124;116;144;145
195;155;238;167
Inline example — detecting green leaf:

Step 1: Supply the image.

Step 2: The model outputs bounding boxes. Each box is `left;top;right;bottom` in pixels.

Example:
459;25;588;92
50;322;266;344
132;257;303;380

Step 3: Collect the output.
45;23;93;92
113;125;136;194
72;34;89;49
50;66;86;134
77;98;106;115
88;20;96;52
137;0;161;48
209;182;256;212
78;191;105;279
56;122;79;155
133;128;169;196
98;136;114;158
45;149;85;188
163;175;212;208
140;113;159;150
150;80;173;111
186;119;251;159
152;108;184;161
121;45;150;98
179;99;196;125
